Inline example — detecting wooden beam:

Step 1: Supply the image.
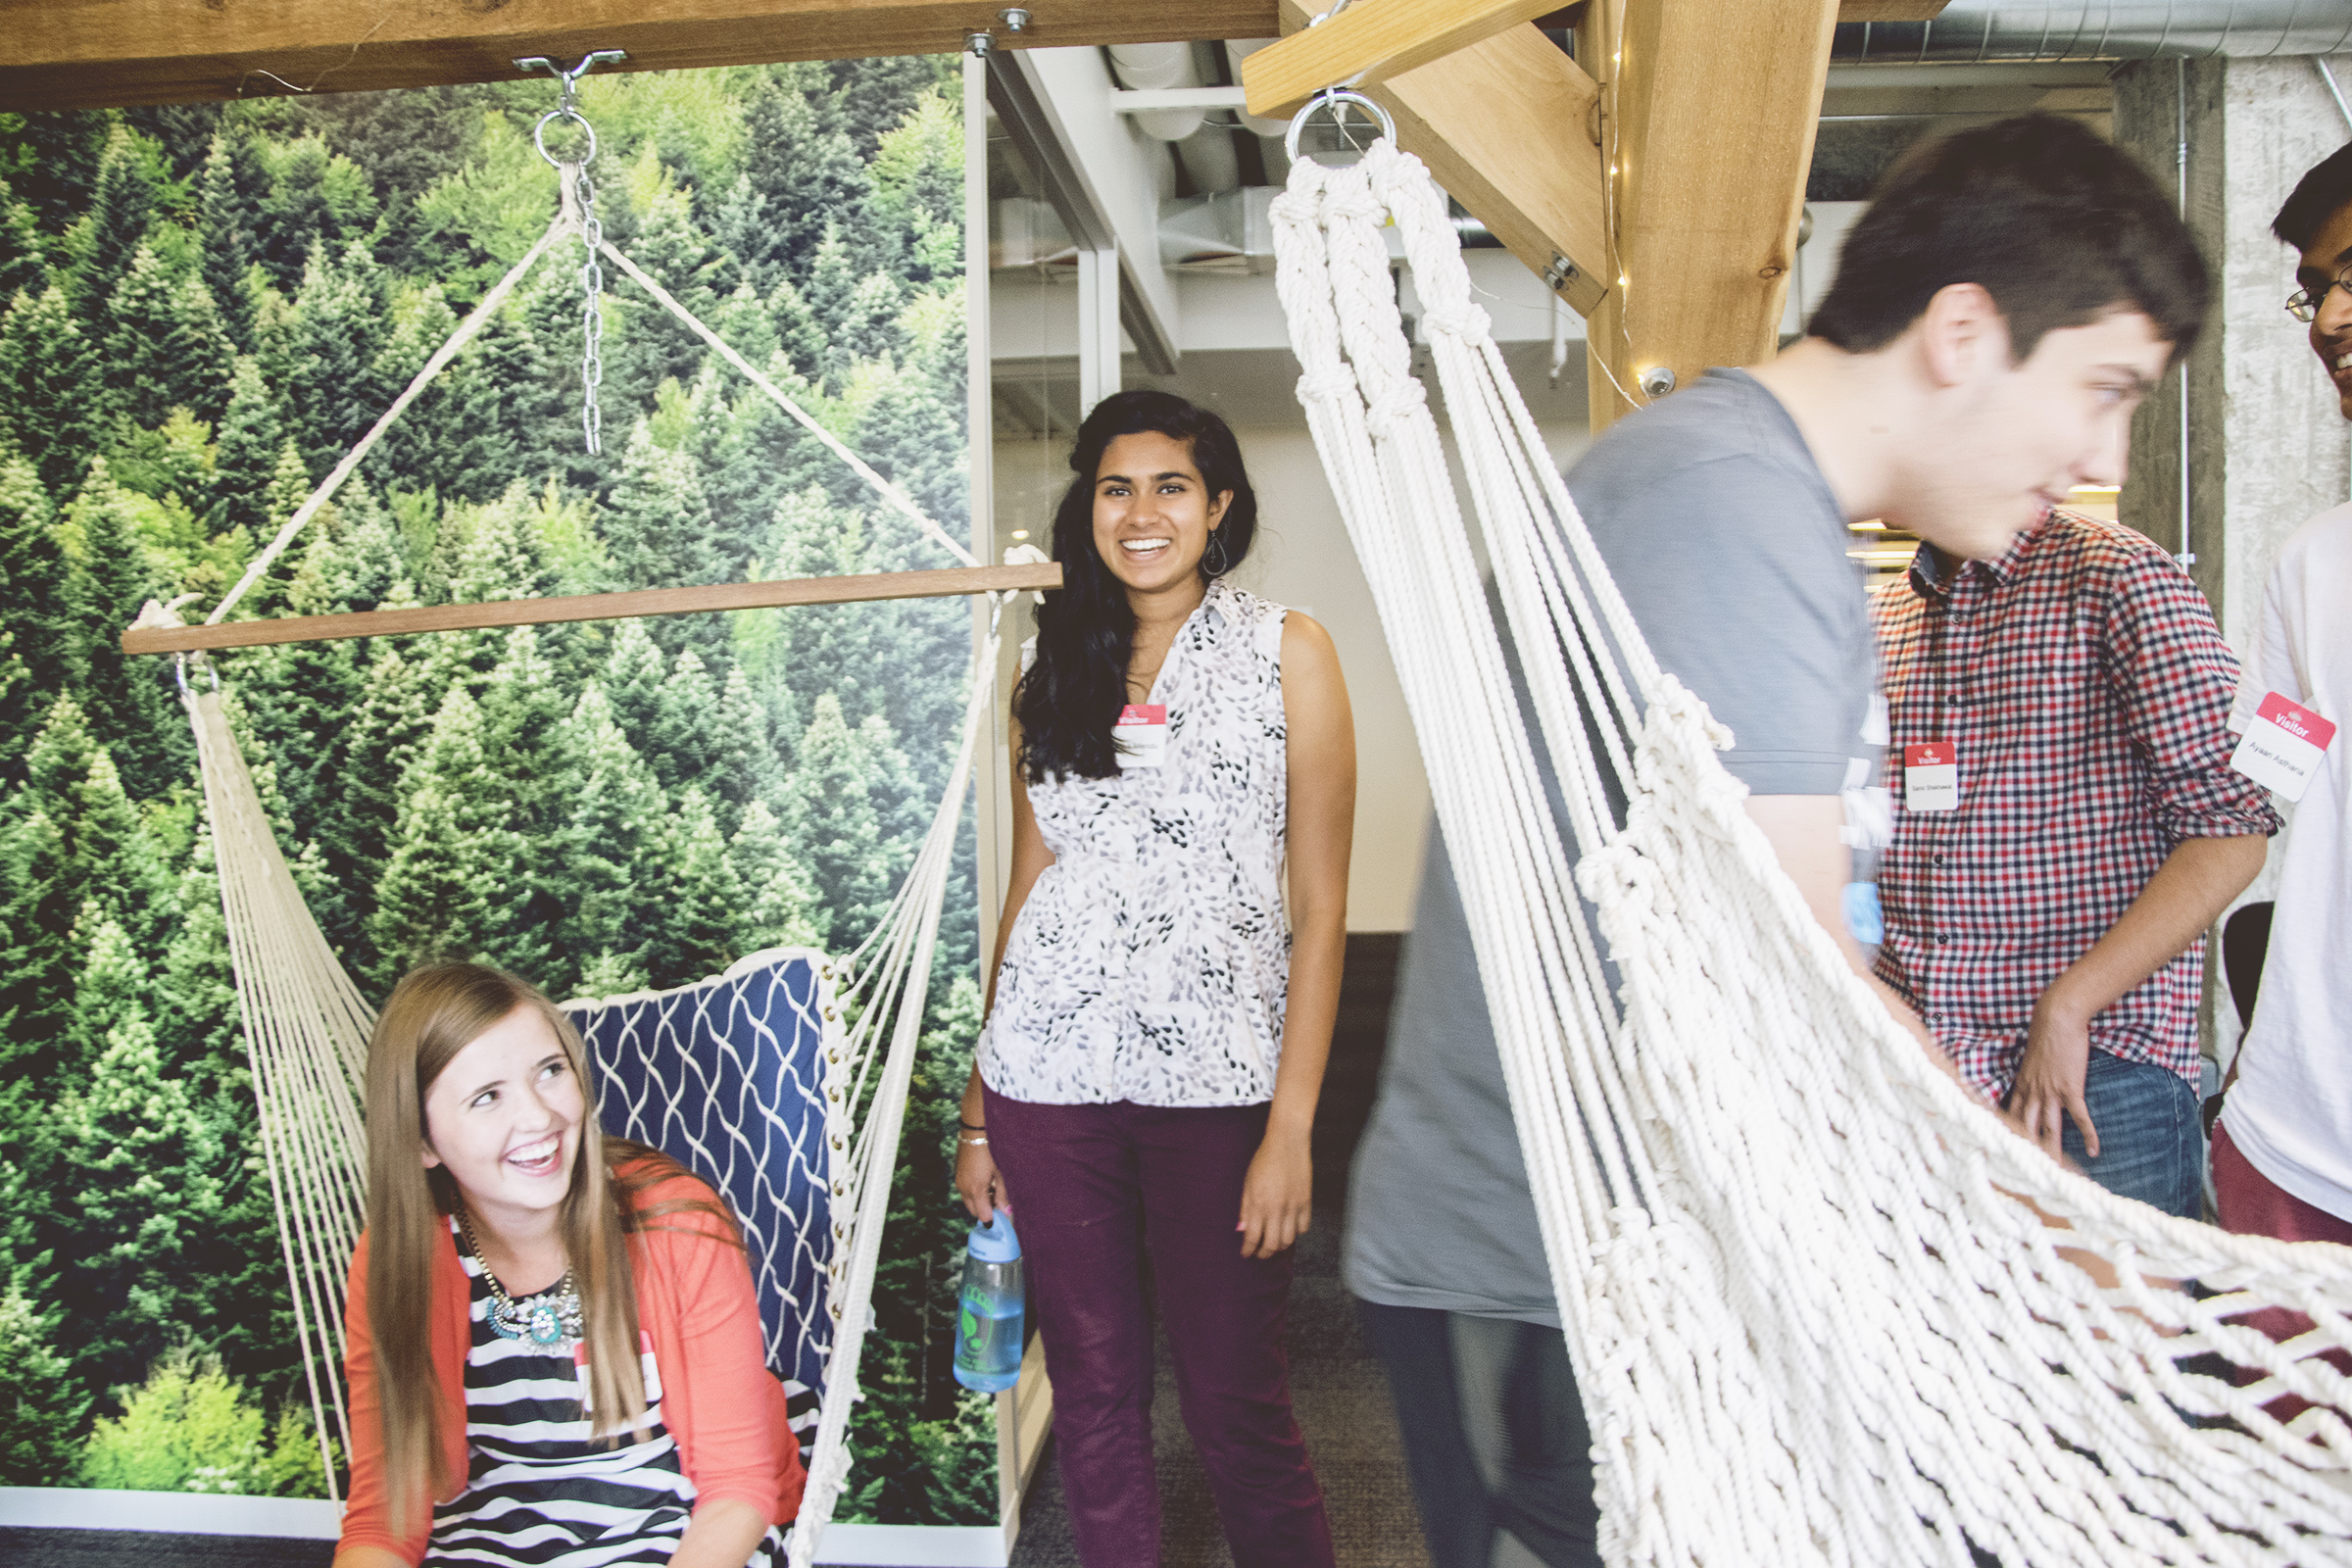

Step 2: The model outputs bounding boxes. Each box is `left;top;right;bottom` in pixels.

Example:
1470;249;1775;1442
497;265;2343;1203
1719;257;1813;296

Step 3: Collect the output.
1275;2;1608;317
1587;0;1838;430
1241;0;1559;120
1838;2;1952;19
124;563;1062;656
0;1;1284;113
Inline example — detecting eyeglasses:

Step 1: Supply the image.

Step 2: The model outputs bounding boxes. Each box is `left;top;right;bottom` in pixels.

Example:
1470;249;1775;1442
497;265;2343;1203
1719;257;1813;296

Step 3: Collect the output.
2286;263;2352;321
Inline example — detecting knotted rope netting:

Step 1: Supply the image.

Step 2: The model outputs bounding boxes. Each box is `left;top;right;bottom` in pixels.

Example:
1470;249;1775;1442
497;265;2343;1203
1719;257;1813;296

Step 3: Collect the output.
1274;135;2352;1567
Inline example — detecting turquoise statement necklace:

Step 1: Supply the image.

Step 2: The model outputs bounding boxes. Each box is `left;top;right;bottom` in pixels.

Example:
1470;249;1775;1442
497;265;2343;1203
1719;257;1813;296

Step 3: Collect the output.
459;1209;584;1348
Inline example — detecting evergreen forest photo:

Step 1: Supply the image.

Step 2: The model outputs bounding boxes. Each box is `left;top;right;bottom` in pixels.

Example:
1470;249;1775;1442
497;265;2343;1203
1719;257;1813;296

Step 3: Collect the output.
0;57;999;1524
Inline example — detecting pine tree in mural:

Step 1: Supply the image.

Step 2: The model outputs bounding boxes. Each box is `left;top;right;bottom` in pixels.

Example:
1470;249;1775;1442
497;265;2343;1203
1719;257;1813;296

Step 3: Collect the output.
0;285;100;494
0;59;986;1514
198;132;260;356
74;127;157;358
0;1286;88;1486
0;458;82;765
52;917;232;1398
274;244;392;479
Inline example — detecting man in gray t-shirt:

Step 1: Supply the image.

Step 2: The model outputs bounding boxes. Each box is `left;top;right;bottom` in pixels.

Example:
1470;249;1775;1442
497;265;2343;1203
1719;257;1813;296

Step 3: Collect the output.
1347;369;1877;1568
1345;115;2206;1568
1348;367;1874;1325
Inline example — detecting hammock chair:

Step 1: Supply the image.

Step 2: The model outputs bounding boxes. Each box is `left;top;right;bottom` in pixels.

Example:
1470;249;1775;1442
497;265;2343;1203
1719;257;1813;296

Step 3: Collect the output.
1271;111;2352;1566
154;77;1005;1566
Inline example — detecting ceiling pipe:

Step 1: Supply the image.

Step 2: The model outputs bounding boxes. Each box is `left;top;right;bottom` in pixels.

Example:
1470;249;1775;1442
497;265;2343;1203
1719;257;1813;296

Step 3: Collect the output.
1834;0;2352;62
1107;43;1208;140
1223;39;1295;136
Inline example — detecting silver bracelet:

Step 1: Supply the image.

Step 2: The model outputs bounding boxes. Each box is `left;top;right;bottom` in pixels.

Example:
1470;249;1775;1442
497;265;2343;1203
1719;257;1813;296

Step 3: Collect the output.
958;1133;989;1147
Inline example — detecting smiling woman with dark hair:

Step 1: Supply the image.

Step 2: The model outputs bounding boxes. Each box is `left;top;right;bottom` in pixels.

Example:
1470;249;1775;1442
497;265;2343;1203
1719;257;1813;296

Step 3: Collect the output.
953;389;1355;1568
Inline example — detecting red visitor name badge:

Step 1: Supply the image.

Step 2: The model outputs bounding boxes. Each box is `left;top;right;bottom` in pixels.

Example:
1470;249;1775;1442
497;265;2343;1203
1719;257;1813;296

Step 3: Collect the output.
2230;692;2336;803
1903;741;1959;812
1114;704;1168;770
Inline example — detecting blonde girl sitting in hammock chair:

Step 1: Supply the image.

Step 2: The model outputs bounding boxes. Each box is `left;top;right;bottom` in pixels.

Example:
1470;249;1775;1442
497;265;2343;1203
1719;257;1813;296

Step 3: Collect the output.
333;962;806;1568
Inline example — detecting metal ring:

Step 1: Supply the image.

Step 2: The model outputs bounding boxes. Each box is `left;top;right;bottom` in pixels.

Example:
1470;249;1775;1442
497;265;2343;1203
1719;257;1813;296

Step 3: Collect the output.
534;106;598;170
1285;88;1396;165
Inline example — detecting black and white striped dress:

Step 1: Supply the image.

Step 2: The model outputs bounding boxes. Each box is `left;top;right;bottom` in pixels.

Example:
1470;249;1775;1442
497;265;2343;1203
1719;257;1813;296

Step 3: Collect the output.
425;1223;787;1567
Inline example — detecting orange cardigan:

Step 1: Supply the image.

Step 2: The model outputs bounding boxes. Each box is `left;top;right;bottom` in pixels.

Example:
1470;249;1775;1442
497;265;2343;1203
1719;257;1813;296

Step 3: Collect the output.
338;1165;807;1564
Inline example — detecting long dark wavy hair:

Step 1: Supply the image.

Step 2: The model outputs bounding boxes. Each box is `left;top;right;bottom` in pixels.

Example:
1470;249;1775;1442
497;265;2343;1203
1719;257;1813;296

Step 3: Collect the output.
1015;390;1258;782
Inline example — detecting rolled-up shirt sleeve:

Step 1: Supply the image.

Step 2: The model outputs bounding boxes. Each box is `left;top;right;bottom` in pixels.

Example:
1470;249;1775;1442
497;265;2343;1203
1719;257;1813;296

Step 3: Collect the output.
2105;551;2283;842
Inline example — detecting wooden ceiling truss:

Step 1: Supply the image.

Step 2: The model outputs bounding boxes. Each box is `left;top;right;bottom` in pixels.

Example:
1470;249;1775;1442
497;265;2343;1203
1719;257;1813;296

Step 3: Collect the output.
6;0;1938;430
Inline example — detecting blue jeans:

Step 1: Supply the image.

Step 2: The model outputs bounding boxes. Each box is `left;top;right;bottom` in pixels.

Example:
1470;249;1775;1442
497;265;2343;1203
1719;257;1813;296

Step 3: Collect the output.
2028;1049;2203;1219
1358;1300;1600;1568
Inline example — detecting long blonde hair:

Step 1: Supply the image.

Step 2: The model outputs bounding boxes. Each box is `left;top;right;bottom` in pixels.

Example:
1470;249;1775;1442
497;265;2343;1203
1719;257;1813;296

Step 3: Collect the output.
363;962;726;1528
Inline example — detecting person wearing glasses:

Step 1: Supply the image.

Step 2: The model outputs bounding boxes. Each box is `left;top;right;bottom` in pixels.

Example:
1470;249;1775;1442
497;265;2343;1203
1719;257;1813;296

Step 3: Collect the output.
2206;146;2352;1265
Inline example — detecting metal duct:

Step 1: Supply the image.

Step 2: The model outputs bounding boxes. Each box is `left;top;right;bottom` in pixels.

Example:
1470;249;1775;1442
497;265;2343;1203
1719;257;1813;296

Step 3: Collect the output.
1834;1;2352;62
1178;122;1243;194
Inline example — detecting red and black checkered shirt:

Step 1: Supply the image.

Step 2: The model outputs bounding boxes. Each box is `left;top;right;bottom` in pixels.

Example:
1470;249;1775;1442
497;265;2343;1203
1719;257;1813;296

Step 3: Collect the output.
1871;510;2279;1103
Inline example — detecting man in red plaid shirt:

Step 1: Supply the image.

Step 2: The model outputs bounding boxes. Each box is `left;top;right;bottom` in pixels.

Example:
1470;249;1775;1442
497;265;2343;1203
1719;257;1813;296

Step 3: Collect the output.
1874;514;2278;1215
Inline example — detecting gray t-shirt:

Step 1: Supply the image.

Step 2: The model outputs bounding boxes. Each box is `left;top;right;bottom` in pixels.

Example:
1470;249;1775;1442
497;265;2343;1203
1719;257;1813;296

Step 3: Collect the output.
1344;368;1875;1324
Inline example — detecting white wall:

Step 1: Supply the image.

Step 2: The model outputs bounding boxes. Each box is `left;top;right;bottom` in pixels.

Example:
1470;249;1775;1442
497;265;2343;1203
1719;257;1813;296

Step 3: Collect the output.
1205;416;1590;931
1221;424;1431;931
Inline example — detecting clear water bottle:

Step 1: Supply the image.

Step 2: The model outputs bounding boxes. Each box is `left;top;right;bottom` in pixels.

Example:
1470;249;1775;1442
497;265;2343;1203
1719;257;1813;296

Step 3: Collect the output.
953;1210;1025;1394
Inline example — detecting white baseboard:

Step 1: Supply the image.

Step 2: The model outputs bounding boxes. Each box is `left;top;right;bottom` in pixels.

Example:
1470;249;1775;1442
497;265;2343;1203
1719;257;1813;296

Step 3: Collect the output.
0;1488;1012;1564
813;1522;1011;1565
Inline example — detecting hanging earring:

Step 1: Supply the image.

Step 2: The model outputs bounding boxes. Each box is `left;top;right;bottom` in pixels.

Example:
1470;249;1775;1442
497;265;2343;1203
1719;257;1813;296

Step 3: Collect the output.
1202;530;1229;578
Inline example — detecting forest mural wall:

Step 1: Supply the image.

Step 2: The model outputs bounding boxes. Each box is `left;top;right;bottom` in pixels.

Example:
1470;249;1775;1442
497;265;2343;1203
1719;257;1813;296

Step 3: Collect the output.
0;58;999;1523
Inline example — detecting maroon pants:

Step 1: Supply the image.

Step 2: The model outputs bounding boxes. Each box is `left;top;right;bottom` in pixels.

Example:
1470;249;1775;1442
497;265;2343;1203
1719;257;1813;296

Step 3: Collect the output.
983;1089;1335;1568
2211;1120;2352;1425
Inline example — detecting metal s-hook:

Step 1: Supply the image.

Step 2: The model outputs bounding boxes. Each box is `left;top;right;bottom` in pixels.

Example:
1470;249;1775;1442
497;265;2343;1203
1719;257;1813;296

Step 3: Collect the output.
517;51;626;170
1284;87;1396;166
175;652;220;701
515;51;628;99
1284;2;1388;167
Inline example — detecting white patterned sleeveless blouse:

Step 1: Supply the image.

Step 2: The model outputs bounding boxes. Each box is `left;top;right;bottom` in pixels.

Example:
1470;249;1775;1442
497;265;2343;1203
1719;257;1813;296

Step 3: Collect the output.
981;579;1293;1107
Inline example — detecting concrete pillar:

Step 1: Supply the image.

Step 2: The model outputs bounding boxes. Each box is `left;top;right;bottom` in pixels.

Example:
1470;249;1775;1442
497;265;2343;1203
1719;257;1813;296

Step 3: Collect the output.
2113;57;2352;1059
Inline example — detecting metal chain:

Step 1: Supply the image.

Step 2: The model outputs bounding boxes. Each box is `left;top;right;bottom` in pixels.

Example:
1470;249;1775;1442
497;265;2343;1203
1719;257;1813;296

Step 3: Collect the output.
523;52;622;458
575;160;606;456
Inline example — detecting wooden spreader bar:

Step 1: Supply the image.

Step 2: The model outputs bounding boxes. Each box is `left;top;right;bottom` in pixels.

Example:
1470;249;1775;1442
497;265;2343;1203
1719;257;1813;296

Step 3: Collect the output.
124;562;1061;657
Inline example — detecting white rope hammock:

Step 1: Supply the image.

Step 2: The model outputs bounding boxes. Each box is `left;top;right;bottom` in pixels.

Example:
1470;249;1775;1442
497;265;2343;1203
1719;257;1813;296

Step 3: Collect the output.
1274;138;2352;1567
173;174;997;1567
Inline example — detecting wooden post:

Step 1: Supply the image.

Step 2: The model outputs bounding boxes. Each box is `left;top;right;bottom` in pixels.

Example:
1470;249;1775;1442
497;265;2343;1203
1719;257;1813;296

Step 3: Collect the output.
1585;0;1839;432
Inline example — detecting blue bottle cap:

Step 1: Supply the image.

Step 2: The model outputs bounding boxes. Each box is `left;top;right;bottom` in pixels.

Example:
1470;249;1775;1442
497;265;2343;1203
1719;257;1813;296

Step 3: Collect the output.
967;1211;1020;1262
